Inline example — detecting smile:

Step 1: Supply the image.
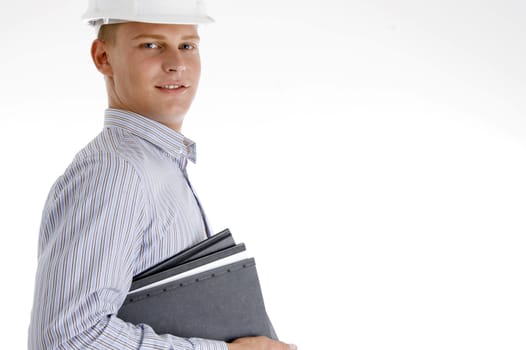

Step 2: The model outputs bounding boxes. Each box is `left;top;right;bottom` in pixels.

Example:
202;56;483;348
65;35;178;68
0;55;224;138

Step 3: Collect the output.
156;84;189;90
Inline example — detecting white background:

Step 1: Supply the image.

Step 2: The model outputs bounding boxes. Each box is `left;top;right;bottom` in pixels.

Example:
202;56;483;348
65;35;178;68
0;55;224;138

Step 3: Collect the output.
1;1;526;349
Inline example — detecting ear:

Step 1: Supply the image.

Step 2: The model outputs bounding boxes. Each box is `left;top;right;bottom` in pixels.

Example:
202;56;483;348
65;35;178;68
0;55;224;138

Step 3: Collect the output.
91;39;113;77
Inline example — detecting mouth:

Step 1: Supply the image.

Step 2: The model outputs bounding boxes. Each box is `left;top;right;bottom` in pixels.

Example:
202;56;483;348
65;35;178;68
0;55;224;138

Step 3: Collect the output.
156;83;190;91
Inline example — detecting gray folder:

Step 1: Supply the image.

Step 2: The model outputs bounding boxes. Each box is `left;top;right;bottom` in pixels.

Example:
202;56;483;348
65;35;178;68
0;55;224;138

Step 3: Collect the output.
133;228;237;280
118;229;277;342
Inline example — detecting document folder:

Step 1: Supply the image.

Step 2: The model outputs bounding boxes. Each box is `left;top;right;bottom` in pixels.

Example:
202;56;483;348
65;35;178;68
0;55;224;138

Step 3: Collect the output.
118;229;277;342
133;229;236;280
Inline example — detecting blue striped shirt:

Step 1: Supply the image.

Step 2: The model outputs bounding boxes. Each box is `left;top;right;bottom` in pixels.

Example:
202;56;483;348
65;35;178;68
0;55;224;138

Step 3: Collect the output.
29;109;228;350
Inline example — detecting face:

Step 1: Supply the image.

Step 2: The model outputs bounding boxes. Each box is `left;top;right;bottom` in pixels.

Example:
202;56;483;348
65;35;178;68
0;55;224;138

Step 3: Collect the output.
92;22;201;131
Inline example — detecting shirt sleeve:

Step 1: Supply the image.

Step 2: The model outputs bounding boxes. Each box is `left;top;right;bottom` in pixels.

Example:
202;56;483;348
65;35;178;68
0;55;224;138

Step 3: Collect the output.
28;153;228;350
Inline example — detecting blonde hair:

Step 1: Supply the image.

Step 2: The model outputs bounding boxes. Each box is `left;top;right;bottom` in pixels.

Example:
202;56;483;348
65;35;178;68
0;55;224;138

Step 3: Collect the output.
97;23;122;45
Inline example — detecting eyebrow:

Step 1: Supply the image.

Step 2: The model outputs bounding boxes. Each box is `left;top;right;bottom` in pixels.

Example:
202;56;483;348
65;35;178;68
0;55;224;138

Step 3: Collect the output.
131;34;200;41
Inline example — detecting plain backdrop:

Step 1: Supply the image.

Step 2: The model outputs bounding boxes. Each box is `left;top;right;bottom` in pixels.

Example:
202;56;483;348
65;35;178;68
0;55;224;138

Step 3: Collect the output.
1;1;526;349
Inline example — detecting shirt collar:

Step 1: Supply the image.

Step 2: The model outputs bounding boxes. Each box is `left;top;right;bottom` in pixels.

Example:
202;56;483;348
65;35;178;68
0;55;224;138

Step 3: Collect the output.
103;108;197;163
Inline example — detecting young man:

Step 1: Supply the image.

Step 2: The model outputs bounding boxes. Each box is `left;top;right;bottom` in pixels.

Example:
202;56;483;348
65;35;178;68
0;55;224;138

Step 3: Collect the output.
28;1;296;349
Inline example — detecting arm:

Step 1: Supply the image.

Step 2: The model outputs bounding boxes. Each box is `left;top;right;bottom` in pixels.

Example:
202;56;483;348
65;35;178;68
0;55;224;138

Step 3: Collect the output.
29;153;226;350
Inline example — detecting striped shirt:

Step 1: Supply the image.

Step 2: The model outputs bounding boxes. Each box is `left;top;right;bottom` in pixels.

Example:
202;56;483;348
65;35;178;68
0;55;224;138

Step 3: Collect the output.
29;109;228;350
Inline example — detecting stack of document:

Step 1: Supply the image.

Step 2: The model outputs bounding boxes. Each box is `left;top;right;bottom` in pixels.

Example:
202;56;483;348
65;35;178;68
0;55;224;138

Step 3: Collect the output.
118;229;277;342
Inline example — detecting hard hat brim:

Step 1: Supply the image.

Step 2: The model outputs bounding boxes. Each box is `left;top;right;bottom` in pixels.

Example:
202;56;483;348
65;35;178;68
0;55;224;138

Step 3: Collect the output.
82;14;214;26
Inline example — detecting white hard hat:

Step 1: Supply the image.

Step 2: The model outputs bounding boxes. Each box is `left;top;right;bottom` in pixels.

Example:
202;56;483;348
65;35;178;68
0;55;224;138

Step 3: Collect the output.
82;0;214;30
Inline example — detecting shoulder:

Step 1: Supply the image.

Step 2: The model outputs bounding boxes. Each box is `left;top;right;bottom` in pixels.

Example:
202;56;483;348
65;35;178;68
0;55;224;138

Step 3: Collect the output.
49;129;150;202
67;127;168;181
77;128;147;166
40;131;151;248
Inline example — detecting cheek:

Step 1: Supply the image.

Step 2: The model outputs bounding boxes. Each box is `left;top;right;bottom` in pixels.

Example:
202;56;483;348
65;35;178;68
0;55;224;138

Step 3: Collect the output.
191;60;202;81
117;62;155;91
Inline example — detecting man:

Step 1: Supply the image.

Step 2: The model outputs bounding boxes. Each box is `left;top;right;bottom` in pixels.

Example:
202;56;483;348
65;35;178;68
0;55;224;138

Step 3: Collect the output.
28;1;296;349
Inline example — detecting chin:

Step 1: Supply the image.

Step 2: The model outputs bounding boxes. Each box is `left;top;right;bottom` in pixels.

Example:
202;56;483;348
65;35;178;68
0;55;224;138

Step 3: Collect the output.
155;112;187;129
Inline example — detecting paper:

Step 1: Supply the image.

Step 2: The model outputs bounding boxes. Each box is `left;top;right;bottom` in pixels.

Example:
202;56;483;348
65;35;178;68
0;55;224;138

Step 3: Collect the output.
130;250;250;293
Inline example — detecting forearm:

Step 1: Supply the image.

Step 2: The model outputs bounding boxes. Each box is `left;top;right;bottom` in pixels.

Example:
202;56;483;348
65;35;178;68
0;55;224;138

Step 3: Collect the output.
30;308;226;350
54;315;227;350
99;316;228;350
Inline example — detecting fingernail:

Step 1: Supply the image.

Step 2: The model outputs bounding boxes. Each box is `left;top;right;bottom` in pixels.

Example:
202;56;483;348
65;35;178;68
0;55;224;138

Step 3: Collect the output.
289;344;298;350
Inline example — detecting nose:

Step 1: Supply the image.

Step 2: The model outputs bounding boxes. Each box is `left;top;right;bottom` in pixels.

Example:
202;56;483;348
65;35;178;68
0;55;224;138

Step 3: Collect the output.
162;49;187;73
169;65;187;72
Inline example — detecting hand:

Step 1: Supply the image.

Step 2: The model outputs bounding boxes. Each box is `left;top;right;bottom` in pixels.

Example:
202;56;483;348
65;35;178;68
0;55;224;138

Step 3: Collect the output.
228;336;297;350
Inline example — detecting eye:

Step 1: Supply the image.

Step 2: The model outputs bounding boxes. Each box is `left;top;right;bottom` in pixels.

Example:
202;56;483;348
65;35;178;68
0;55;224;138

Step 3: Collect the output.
180;43;198;50
143;42;161;49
